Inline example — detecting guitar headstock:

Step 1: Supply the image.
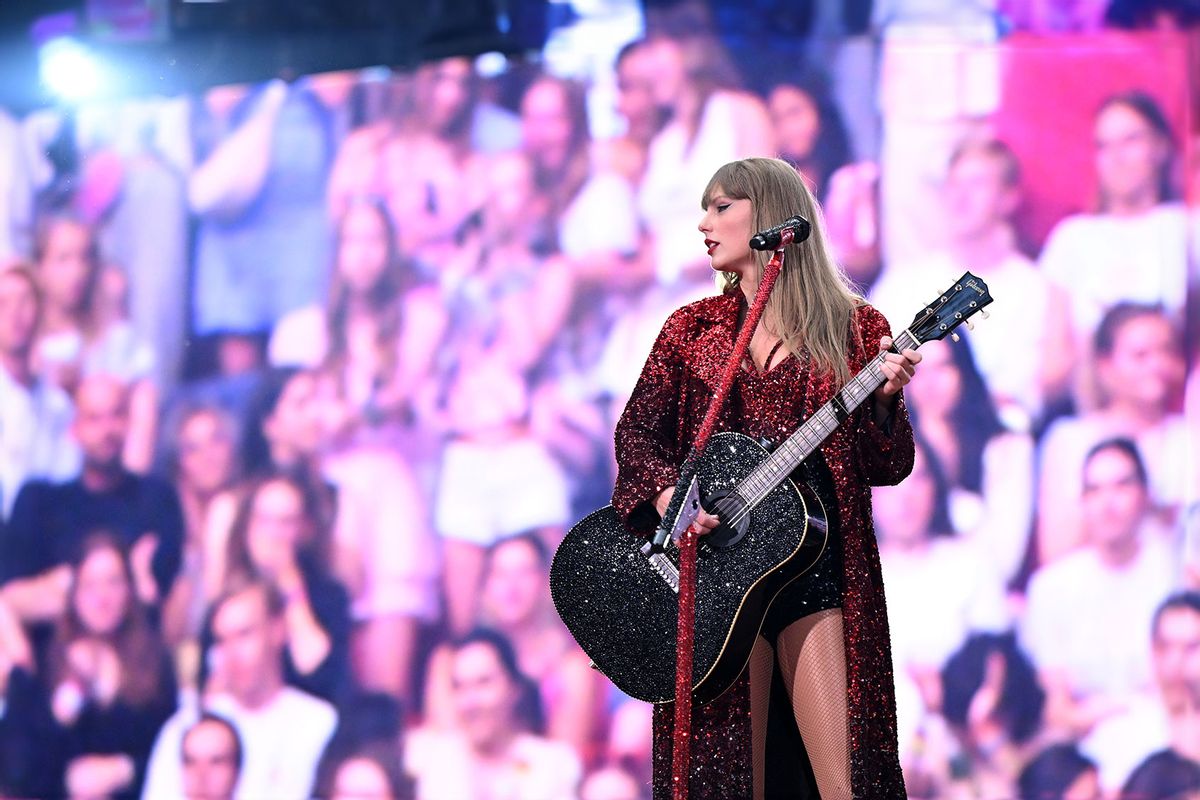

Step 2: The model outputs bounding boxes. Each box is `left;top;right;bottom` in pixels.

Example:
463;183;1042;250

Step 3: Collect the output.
908;271;993;344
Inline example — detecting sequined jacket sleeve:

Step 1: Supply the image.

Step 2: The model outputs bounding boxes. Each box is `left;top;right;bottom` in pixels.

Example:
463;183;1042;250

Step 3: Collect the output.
611;306;692;533
849;304;915;487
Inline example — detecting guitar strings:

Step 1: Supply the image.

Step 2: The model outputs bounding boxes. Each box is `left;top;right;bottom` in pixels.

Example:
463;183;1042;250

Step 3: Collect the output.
690;328;918;535
712;350;894;532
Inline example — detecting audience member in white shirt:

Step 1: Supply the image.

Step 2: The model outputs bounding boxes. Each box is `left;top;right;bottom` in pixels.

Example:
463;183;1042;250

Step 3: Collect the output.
32;215;158;472
1036;303;1188;563
0;263;78;519
519;76;639;272
406;628;581;800
1038;91;1189;365
873;436;1010;761
142;578;337;800
1082;591;1200;794
870;138;1074;425
1021;438;1180;739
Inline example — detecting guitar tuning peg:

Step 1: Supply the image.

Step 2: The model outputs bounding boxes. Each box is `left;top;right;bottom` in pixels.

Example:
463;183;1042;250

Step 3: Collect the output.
964;320;975;331
980;309;989;320
950;332;960;342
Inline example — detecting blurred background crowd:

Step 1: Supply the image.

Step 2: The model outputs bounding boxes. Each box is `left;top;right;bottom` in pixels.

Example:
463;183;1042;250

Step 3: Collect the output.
0;0;1198;797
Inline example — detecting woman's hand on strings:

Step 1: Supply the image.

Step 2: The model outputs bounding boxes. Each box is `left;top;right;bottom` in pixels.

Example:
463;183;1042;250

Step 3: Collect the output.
654;486;721;536
874;336;921;401
873;335;920;424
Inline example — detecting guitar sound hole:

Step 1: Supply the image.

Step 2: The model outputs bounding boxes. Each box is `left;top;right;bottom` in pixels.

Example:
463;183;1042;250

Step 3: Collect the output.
703;491;750;551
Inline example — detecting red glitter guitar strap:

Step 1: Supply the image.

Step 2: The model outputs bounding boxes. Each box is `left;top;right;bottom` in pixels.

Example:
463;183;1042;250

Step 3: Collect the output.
666;248;786;800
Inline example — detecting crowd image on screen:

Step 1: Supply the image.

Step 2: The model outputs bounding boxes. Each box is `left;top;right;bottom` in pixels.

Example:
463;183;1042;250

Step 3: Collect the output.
46;532;177;799
1038;92;1189;364
0;0;1196;796
206;473;351;702
406;628;582;799
1021;440;1180;750
1082;591;1200;793
869;138;1076;427
0;262;79;518
913;632;1046;798
313;741;413;800
872;433;1012;781
895;335;1035;582
1036;303;1189;562
422;533;606;760
142;578;338;799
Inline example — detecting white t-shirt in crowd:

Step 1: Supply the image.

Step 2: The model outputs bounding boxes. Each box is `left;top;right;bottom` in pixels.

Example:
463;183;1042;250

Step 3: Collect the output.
0;365;79;518
946;431;1034;584
1019;534;1177;701
141;687;338;800
405;728;582;800
1038;203;1189;343
323;446;440;622
1080;690;1170;794
595;282;710;403
880;537;1010;674
267;304;327;369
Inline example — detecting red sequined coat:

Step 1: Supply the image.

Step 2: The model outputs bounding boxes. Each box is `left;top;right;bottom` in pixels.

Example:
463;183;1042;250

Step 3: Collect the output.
612;291;912;799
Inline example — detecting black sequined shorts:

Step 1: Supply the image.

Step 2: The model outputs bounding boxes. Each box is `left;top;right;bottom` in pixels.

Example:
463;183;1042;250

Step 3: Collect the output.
759;454;844;645
759;521;844;644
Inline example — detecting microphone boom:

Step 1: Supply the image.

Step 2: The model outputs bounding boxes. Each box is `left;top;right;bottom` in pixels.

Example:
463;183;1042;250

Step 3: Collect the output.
749;215;811;251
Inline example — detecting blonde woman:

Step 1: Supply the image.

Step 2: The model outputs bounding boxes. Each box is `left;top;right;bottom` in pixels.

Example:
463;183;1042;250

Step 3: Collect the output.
612;157;920;798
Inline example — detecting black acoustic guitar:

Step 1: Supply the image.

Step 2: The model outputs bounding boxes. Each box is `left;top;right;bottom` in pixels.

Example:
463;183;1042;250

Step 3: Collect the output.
550;272;993;704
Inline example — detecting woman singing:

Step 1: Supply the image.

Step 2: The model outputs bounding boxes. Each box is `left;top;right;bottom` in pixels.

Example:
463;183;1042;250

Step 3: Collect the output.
612;157;921;799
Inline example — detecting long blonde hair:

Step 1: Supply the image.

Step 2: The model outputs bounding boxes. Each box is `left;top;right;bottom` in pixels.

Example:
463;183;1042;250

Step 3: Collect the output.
703;157;862;386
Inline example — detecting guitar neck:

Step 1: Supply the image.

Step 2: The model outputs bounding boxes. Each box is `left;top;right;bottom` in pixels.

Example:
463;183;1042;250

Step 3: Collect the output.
734;329;920;506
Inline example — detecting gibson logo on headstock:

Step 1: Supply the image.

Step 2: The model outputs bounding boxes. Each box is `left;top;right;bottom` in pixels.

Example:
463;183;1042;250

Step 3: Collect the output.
964;278;986;296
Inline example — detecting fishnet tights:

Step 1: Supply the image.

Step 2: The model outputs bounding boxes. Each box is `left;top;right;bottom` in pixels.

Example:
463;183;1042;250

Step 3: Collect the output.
750;608;852;799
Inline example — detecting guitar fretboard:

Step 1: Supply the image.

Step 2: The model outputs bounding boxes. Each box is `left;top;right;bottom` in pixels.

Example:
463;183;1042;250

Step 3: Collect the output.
734;329;920;508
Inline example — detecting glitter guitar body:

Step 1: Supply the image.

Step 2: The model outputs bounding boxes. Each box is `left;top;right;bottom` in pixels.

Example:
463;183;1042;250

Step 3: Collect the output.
550;271;994;705
550;434;832;704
